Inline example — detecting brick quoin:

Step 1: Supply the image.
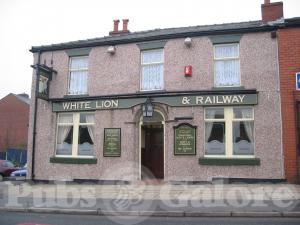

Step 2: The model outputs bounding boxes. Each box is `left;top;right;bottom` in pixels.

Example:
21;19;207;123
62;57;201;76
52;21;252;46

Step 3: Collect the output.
0;94;29;152
278;27;300;183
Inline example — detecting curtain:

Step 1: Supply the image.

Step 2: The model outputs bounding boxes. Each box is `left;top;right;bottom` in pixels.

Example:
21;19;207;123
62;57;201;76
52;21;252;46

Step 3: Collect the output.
142;64;163;90
71;57;88;69
141;50;163;91
215;45;238;58
56;114;73;155
142;50;163;64
69;71;87;94
85;114;95;143
243;121;254;143
69;57;88;94
205;109;216;143
241;110;254;143
214;44;240;86
215;60;240;86
57;126;71;145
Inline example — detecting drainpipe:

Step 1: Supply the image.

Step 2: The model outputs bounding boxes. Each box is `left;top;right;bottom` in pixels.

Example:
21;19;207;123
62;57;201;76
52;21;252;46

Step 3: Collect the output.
31;51;41;180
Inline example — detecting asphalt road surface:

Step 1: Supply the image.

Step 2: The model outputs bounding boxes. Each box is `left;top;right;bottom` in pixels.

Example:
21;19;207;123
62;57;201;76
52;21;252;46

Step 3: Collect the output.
1;212;300;225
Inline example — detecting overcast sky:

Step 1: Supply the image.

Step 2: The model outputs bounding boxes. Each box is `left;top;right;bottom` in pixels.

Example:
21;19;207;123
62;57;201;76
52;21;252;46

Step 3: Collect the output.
0;0;299;99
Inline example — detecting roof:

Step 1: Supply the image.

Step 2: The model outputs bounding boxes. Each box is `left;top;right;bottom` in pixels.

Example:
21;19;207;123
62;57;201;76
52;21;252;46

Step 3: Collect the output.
31;20;277;53
13;94;30;105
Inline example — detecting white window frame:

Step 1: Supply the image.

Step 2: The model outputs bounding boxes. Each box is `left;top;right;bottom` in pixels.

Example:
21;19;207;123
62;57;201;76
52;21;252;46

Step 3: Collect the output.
68;56;89;95
55;112;95;158
140;49;164;91
204;107;255;158
214;43;241;87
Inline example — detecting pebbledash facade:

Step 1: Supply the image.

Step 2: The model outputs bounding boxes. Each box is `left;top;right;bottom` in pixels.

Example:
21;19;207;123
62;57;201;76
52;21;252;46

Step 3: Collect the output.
28;3;286;182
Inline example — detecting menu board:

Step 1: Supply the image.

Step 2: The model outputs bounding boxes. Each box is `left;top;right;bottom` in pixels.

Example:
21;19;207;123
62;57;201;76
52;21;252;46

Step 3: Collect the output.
174;123;196;155
103;128;121;157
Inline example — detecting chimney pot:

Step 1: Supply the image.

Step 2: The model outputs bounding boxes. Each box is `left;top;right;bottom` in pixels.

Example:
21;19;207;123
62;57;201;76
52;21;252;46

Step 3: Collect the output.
264;0;270;4
122;19;129;32
113;19;120;32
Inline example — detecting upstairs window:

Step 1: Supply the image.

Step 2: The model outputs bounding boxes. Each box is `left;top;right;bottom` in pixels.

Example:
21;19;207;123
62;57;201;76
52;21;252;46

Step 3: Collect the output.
141;49;164;91
214;44;240;87
68;56;88;95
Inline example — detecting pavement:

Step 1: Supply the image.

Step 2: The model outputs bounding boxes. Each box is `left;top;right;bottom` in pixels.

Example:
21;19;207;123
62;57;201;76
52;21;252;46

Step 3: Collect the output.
0;180;300;218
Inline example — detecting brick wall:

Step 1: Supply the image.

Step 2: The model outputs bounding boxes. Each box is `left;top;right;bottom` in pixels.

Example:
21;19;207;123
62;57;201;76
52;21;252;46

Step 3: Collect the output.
278;27;300;183
0;94;30;152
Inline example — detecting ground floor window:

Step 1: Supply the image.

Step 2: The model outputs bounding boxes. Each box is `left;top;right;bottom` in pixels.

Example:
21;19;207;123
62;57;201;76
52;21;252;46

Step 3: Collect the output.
205;107;254;157
56;112;95;157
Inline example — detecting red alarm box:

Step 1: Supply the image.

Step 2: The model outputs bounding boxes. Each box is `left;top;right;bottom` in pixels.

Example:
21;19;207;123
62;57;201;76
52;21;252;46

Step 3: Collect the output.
184;65;192;76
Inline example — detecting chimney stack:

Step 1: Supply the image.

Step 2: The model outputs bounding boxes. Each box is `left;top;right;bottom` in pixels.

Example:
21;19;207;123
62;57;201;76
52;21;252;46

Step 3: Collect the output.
261;0;283;23
109;19;130;36
113;20;120;33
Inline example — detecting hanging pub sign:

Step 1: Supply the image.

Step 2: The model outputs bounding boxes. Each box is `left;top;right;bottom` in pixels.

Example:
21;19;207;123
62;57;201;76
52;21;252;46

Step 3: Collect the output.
38;69;50;100
174;123;196;155
32;64;57;100
103;128;121;157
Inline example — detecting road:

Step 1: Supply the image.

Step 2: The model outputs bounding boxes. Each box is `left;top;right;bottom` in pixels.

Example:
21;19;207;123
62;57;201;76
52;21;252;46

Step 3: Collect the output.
0;212;300;225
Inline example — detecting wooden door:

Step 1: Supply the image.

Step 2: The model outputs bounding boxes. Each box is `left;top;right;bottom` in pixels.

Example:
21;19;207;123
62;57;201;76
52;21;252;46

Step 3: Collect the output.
142;127;164;179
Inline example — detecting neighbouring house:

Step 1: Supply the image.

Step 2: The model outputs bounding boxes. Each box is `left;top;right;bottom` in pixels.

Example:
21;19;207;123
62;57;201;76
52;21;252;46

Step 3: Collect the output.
277;17;300;183
0;93;30;155
27;0;294;182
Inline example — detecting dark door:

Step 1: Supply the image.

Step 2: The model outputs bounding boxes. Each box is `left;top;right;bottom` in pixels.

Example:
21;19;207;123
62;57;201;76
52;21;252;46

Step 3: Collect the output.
142;127;164;179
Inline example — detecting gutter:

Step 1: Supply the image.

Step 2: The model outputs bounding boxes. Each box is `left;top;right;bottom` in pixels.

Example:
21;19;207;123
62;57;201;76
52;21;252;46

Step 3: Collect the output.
31;51;42;180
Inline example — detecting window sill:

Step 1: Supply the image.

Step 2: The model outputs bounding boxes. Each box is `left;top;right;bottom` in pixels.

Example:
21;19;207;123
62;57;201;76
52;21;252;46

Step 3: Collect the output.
199;157;260;166
64;94;89;98
50;157;97;164
137;89;166;94
211;86;245;91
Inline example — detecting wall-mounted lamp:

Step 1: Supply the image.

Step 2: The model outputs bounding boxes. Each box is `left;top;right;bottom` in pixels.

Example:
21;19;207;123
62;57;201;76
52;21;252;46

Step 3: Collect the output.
142;98;154;117
107;46;116;54
184;37;192;47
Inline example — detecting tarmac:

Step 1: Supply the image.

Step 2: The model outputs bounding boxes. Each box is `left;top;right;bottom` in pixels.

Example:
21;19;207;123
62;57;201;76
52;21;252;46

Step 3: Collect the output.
0;180;300;218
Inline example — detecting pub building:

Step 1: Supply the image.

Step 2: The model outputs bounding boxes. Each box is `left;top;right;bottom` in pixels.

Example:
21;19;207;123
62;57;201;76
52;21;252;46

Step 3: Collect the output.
28;1;286;182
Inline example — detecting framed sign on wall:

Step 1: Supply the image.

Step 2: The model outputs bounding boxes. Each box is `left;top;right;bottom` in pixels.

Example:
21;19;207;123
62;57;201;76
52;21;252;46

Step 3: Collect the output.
103;128;121;157
296;72;300;90
174;123;197;155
